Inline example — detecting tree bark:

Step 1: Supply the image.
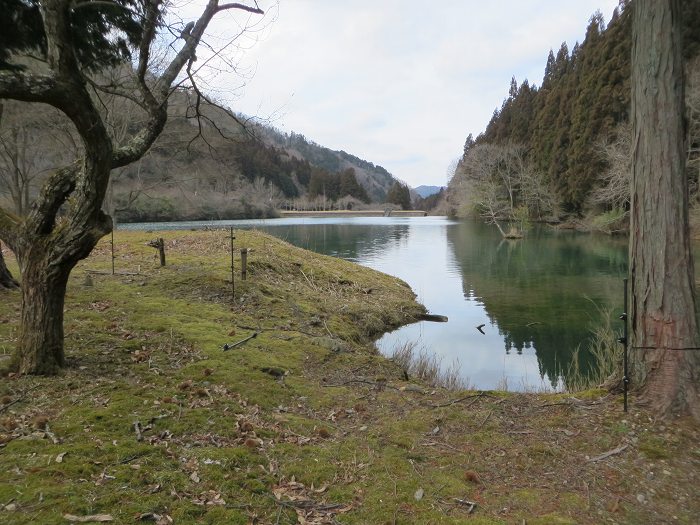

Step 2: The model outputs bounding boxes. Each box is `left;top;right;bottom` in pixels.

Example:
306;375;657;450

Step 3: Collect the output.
14;258;69;374
630;0;700;420
0;241;19;289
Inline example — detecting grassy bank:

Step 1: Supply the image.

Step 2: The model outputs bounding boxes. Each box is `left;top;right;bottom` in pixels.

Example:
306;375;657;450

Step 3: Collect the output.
0;230;698;524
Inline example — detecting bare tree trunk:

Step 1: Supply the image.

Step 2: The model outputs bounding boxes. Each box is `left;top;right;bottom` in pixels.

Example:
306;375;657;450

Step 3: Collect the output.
14;258;69;374
630;0;700;420
0;241;19;289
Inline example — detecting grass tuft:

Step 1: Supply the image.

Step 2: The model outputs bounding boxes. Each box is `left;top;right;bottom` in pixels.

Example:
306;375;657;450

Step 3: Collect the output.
389;340;467;390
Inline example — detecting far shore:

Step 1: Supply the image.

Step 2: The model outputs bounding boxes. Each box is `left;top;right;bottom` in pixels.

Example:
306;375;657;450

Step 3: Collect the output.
279;209;427;218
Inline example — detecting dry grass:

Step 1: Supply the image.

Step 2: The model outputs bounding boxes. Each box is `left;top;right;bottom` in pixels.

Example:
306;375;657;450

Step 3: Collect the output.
389;340;467;390
566;303;623;392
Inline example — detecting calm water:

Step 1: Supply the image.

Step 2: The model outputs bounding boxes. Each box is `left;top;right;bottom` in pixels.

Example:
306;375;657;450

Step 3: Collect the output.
121;217;630;390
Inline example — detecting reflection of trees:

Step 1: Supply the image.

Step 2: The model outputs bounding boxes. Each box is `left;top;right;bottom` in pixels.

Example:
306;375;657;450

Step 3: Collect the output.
446;220;627;385
258;223;410;262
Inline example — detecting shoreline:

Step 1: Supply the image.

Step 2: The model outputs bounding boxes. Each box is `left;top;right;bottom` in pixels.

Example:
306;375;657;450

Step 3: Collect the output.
0;230;696;523
279;210;428;218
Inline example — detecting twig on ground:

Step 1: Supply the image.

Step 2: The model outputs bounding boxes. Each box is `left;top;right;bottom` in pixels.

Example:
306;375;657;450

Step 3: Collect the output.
300;268;317;290
322;379;401;391
85;269;140;276
453;498;477;514
479;409;494;428
0;397;23;414
222;332;258;351
322;319;334;339
587;444;628;462
429;392;493;408
0;385;40;414
44;424;60;444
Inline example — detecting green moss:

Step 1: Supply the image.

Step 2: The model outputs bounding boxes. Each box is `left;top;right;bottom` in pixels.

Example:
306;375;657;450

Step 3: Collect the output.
639;436;671;459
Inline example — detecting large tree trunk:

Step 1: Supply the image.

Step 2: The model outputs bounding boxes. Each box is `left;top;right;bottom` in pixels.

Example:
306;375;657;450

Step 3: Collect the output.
14;256;69;374
0;241;19;289
630;0;700;420
11;217;108;375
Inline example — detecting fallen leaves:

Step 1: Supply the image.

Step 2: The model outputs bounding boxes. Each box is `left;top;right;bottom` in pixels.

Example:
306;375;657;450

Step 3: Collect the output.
273;478;352;524
191;491;226;506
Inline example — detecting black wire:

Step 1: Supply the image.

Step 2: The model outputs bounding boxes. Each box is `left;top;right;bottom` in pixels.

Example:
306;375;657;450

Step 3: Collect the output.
631;346;700;351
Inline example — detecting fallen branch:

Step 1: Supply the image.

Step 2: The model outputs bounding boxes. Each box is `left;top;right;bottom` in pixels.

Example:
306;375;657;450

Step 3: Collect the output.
275;499;345;512
85;269;141;276
222;332;258;351
587;444;628;462
63;514;114;523
429;392;494;408
478;409;494;428
0;385;40;414
453;498;477;514
322;379;401;391
322;319;334;339
0;397;23;414
417;313;448;322
299;268;317;290
44;424;60;445
538;397;602;410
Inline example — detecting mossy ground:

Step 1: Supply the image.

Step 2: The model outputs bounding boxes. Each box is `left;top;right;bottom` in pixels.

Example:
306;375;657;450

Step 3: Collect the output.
1;230;698;524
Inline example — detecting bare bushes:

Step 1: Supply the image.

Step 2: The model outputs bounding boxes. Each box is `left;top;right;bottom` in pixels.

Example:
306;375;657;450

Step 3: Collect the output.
450;142;558;235
114;178;281;222
389;340;466;390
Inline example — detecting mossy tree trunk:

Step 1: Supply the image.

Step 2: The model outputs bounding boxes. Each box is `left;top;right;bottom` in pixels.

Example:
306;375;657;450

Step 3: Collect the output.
630;0;700;420
15;258;69;374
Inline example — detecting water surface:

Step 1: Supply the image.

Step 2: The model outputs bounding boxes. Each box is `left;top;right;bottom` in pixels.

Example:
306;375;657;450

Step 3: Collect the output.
122;217;629;389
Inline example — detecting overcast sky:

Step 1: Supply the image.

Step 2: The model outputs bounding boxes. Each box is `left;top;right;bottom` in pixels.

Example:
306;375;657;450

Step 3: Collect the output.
188;0;621;188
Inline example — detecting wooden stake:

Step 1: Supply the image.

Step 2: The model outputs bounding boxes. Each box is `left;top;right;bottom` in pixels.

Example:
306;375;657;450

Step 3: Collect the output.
230;227;235;301
158;238;166;267
241;248;248;280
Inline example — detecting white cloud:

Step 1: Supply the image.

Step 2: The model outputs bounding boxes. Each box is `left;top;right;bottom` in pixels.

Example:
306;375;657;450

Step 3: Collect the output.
193;0;621;187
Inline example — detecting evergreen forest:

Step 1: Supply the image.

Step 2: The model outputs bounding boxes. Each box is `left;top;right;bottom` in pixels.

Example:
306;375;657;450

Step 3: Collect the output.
447;0;700;233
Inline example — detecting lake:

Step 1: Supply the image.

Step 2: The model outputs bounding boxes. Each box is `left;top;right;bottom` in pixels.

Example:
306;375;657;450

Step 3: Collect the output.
121;217;630;390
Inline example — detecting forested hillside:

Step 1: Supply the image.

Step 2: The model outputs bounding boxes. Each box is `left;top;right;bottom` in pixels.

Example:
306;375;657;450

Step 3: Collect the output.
1;86;403;223
263;128;397;203
447;0;700;231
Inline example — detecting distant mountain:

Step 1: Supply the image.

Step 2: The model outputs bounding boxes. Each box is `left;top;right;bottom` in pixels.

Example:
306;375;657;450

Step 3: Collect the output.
109;92;407;221
261;128;397;203
414;185;444;198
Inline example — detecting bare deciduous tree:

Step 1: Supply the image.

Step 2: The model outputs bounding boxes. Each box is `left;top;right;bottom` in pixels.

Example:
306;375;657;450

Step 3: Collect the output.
457;142;554;237
590;124;632;212
0;0;264;374
0;100;78;216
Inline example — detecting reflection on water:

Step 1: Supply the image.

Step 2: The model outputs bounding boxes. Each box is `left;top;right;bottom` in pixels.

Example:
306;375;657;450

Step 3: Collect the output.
443;221;627;389
121;217;630;390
